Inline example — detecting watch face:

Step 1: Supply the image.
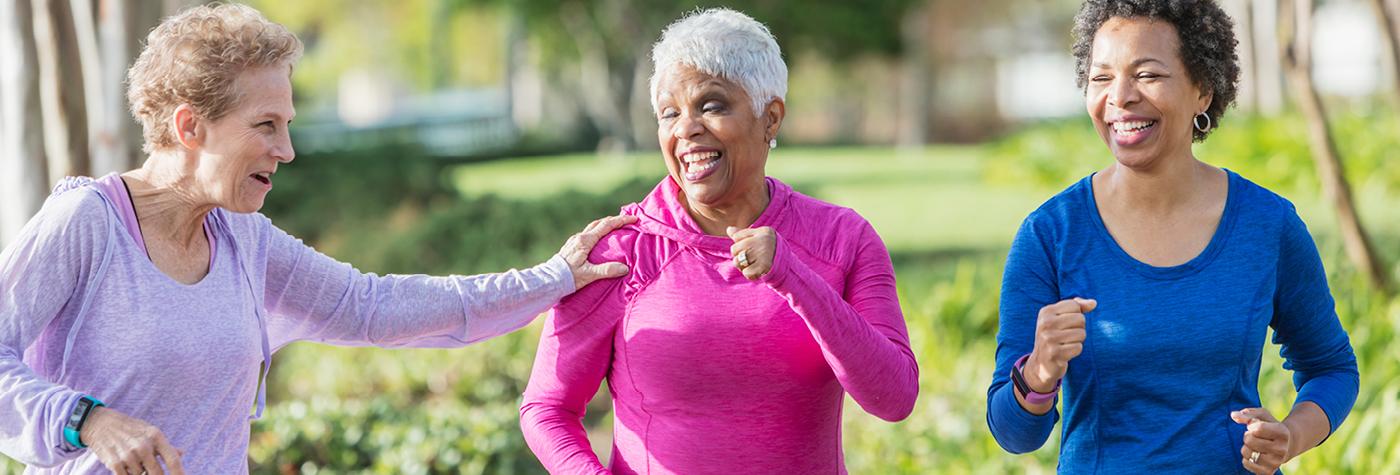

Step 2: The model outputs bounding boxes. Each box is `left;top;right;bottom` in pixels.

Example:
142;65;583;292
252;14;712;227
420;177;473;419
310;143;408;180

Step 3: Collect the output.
70;399;93;425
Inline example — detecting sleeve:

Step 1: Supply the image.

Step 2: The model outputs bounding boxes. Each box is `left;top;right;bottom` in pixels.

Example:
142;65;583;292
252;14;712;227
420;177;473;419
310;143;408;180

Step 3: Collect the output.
1270;209;1359;437
755;220;919;422
0;192;109;466
986;215;1061;454
258;218;575;349
519;232;633;475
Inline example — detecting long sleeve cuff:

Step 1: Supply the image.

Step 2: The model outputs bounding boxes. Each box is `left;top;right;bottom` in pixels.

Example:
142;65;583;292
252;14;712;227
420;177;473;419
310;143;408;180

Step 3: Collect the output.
755;233;791;288
988;383;1058;454
545;253;576;297
1294;370;1360;437
455;255;576;345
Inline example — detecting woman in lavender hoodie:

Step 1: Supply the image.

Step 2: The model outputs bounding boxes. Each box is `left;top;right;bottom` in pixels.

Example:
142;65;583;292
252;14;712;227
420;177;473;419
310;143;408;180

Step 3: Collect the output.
0;4;633;474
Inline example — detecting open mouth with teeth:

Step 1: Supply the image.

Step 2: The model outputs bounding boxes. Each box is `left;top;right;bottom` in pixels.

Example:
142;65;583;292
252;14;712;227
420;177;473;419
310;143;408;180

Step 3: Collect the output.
1111;119;1157;145
681;150;722;182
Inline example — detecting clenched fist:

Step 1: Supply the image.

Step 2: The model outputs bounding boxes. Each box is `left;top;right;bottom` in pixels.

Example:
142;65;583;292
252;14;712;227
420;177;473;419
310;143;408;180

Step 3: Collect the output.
1024;297;1097;393
726;226;777;280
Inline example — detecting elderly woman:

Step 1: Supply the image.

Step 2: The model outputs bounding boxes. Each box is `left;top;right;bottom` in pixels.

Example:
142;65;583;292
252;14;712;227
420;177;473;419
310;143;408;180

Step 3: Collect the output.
519;8;918;474
986;1;1359;473
0;4;634;474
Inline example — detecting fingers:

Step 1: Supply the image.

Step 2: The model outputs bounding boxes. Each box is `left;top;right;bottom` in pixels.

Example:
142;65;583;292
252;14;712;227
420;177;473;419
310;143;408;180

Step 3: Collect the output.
1235;408;1288;475
1231;408;1281;427
1240;443;1282;474
578;215;635;246
1041;299;1086;317
1241;407;1279;423
572;262;631;290
156;436;185;475
1050;328;1087;344
725;227;776;279
740;262;769;280
727;226;763;242
1073;297;1097;313
588;262;630;279
599;214;638;231
141;446;164;475
1241;456;1274;475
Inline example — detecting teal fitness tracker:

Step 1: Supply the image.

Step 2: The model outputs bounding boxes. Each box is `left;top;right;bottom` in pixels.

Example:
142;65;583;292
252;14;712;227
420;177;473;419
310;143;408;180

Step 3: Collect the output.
63;395;104;449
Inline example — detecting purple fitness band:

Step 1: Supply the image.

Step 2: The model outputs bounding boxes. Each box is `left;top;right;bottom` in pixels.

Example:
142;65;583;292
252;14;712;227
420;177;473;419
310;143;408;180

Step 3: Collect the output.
1013;354;1061;405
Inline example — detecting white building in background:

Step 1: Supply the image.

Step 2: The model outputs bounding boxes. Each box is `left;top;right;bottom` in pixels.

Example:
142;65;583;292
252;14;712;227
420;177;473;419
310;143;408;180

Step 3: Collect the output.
996;53;1081;120
1313;2;1383;97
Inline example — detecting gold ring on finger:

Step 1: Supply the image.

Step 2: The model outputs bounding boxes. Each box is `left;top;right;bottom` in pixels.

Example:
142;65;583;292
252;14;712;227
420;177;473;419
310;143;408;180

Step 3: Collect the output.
736;250;750;269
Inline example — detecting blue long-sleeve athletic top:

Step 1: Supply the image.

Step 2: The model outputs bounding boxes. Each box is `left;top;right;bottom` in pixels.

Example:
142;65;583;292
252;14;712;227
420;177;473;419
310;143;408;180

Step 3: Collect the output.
987;170;1359;473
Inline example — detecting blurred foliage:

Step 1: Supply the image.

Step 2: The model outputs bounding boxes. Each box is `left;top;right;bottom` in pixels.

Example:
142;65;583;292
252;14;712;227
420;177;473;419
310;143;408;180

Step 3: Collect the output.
983;105;1400;195
258;145;655;276
247;0;511;101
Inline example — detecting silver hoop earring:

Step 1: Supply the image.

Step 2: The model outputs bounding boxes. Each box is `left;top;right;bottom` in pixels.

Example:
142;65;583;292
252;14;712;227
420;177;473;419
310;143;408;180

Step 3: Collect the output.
1193;112;1212;133
769;138;777;149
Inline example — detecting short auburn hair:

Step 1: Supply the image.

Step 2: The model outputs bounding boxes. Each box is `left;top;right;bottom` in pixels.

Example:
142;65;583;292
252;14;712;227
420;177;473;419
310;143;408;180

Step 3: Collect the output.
126;3;303;153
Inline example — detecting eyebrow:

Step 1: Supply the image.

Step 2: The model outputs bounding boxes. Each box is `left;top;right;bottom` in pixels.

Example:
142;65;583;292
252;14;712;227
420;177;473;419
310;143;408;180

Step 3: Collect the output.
697;90;729;103
1092;57;1168;69
254;111;295;122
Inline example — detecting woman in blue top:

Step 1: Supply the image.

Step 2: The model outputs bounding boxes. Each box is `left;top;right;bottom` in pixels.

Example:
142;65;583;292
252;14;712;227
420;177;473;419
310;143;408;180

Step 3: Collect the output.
986;1;1359;473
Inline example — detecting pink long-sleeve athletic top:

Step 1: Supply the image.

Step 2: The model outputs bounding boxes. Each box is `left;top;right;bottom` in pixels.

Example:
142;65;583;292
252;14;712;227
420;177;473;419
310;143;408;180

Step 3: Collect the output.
520;176;919;474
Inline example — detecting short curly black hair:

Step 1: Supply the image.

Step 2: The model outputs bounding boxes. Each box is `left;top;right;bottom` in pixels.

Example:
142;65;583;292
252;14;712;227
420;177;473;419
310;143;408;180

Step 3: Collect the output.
1071;0;1240;142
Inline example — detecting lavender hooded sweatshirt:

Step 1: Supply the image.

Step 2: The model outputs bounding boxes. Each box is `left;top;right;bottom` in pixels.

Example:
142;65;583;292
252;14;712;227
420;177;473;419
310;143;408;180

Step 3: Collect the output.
0;174;574;473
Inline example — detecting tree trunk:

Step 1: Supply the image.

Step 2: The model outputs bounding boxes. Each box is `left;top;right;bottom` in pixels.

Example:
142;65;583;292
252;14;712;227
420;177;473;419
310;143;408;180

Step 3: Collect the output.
1234;0;1259;111
70;0;116;174
897;3;931;150
1;0;51;246
1255;0;1285;115
32;0;90;182
1370;0;1400;99
558;2;635;155
84;0;150;174
1280;0;1392;294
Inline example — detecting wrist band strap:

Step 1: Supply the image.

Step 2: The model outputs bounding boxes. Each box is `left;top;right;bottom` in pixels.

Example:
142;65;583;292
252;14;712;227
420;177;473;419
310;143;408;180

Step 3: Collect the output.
1012;354;1061;405
63;395;104;449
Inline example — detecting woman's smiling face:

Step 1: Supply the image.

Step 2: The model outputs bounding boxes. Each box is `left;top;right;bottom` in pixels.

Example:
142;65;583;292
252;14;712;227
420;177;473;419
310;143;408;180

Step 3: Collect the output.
654;64;776;209
1085;16;1211;169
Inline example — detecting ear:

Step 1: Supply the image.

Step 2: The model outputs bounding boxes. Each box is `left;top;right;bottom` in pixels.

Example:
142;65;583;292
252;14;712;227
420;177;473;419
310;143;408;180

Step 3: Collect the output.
170;104;204;150
1195;87;1213;117
762;98;786;142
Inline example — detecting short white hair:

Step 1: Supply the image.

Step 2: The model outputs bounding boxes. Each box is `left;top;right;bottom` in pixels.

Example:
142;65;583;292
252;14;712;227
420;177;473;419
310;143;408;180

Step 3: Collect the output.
649;8;788;117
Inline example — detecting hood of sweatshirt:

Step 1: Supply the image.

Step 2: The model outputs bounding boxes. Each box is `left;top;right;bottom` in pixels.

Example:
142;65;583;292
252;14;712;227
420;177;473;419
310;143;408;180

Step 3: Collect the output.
619;176;793;259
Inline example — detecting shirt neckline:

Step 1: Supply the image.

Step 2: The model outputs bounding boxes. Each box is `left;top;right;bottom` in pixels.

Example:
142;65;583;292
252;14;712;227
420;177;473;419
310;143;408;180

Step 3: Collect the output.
1081;168;1240;280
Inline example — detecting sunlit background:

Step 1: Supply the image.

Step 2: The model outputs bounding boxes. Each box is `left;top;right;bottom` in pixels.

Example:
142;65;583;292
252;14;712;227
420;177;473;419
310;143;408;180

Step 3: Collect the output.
2;0;1398;473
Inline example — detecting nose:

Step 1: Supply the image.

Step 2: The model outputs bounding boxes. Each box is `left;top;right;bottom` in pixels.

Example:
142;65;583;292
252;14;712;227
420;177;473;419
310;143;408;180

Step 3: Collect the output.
274;128;296;164
672;110;706;141
1106;76;1140;109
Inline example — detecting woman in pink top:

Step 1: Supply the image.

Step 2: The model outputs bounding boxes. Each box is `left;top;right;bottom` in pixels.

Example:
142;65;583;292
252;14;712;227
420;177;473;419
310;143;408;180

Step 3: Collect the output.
519;8;919;474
